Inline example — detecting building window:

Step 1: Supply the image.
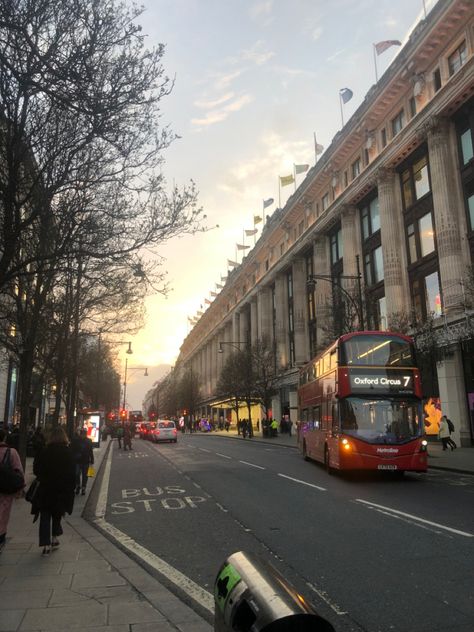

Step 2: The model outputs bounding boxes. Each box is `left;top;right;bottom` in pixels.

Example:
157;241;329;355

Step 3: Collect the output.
364;246;384;286
381;128;387;148
467;193;474;231
401;154;431;209
361;196;380;240
448;40;467;77
280;243;285;256
419;213;435;257
351;158;361;180
460;128;474;165
433;68;442;92
306;251;317;359
343;171;348;187
298;220;304;236
409;96;417;118
412;271;442;320
406;212;436;264
391;110;405;136
322;192;330;211
330;228;343;265
287;271;295;366
377;296;387;330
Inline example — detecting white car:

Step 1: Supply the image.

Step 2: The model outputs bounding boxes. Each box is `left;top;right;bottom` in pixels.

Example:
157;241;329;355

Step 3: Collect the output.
151;420;178;443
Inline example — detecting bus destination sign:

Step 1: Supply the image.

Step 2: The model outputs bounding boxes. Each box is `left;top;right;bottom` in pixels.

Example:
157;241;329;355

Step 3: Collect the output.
348;368;414;394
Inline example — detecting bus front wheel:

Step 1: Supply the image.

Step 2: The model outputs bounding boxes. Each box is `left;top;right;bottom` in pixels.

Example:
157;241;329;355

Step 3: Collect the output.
324;446;334;475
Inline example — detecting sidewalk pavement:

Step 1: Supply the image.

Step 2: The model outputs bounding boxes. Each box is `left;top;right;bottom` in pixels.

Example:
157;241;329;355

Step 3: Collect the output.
208;428;474;475
0;438;212;632
1;433;472;632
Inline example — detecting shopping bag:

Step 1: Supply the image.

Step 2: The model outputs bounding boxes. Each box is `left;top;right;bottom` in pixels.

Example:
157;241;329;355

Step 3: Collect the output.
87;465;95;478
25;478;40;503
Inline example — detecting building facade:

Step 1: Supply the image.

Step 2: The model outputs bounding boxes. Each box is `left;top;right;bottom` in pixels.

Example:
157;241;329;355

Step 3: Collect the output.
175;0;474;446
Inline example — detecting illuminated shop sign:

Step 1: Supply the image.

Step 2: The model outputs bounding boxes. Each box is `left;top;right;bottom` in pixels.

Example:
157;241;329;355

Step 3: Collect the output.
349;369;414;394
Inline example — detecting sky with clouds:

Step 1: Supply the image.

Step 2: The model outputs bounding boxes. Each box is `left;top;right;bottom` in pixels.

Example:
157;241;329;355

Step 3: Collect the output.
124;0;437;409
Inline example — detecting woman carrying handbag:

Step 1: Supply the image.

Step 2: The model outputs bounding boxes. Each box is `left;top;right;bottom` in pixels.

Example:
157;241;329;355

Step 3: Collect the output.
0;428;25;554
33;426;76;555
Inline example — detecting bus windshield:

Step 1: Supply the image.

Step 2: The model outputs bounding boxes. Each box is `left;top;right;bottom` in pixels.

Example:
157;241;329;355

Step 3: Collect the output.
341;335;414;367
340;397;422;444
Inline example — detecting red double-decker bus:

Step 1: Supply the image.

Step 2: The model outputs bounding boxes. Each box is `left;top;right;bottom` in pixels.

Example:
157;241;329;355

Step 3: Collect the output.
297;331;428;474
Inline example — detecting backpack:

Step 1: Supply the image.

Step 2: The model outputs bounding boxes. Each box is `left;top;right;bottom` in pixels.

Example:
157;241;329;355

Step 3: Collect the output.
446;418;455;433
0;448;25;494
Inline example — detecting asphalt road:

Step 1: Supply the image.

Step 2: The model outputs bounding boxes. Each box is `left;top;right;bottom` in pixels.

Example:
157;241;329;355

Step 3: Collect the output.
102;435;474;632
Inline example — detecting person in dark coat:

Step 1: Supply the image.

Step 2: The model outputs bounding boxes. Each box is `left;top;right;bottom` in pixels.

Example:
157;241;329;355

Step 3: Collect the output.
33;426;76;555
71;429;94;495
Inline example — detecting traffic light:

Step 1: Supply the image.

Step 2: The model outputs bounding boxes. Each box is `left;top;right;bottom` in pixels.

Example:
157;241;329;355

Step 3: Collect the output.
120;409;127;419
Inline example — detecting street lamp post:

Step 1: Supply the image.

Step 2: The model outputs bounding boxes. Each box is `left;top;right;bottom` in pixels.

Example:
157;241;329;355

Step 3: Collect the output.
218;341;247;353
122;357;148;412
307;255;365;330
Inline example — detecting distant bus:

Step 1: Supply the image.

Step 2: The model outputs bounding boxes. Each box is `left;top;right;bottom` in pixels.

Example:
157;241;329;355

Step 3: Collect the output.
297;331;427;474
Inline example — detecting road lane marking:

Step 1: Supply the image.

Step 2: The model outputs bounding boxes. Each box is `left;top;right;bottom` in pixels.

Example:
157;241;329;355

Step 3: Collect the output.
239;460;265;470
306;582;348;615
94;442;214;613
95;440;113;518
199;447;210;452
278;473;326;491
355;499;474;538
94;517;214;612
216;453;232;459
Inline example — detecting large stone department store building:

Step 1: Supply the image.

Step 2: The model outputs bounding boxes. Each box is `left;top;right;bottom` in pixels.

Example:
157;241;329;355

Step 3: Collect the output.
174;0;474;447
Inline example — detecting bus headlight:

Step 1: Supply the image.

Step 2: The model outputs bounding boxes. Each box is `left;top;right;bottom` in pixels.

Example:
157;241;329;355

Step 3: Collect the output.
341;438;352;451
420;439;428;452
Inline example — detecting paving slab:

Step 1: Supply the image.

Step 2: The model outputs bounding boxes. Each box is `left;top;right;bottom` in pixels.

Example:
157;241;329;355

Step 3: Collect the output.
107;601;167;625
19;603;107;630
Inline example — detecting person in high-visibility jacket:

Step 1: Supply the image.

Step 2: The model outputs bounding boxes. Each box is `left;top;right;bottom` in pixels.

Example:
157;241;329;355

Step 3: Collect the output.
270;419;278;437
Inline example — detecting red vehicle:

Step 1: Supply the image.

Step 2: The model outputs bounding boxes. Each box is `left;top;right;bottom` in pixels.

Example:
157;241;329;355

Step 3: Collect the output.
297;331;428;474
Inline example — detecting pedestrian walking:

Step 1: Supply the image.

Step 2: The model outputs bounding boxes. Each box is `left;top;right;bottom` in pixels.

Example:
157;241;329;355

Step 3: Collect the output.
31;426;45;458
271;418;278;437
33;426;76;556
442;415;457;450
0;428;25;554
71;429;94;495
116;424;124;449
438;416;451;451
123;423;133;450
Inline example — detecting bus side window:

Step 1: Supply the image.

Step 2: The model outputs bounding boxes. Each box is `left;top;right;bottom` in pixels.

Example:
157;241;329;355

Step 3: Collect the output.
332;402;339;433
330;350;337;369
323;354;330;373
313;406;321;430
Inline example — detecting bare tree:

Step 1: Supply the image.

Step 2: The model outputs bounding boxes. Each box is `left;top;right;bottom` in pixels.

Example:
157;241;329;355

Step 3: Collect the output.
0;0;205;462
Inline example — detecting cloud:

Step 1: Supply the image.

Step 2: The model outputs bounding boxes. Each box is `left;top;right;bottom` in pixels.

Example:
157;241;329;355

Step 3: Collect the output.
194;92;235;109
326;48;346;63
212;69;243;91
192;94;253;128
241;40;275;66
312;26;323;41
249;1;273;20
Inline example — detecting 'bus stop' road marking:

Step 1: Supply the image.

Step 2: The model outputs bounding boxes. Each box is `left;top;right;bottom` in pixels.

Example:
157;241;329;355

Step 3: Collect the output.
94;442;214;613
355;498;474;538
278;473;326;491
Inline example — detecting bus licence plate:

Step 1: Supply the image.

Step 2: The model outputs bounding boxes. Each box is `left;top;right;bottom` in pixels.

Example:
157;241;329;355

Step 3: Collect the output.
378;464;398;470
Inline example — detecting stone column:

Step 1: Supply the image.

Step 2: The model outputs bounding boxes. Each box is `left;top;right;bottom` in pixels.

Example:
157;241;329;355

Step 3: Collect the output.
292;258;309;365
274;274;288;369
436;346;469;446
232;311;239;344
313;236;332;346
239;307;248;346
427;118;466;314
340;205;361;282
210;336;217;394
257;287;273;343
377;168;410;324
250;300;258;346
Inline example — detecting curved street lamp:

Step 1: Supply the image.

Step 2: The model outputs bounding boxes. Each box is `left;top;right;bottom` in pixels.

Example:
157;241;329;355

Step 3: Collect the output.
307;256;365;330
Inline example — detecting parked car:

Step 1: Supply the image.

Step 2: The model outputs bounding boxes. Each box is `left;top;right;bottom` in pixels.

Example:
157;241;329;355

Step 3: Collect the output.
150;420;178;443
